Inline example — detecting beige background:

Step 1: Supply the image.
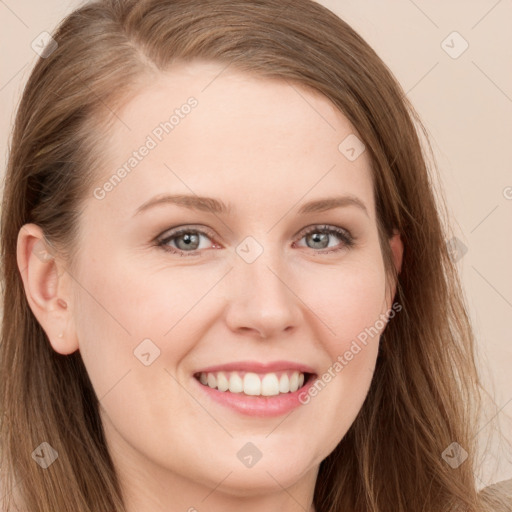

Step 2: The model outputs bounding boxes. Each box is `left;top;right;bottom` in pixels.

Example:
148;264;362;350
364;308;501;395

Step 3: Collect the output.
1;0;511;489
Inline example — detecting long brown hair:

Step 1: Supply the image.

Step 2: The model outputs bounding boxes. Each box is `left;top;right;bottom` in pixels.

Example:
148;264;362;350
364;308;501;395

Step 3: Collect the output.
1;0;509;510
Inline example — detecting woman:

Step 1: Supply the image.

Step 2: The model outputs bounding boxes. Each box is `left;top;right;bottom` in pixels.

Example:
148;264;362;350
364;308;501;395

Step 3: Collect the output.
1;0;510;510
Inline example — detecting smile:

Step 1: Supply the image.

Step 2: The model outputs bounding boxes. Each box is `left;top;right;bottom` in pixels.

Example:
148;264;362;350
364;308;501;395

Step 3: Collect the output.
194;370;312;396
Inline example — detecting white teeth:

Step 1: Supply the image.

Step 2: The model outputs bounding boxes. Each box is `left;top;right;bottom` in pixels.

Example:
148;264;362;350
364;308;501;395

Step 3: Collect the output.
279;373;290;393
207;373;217;389
216;371;229;392
197;370;308;396
289;371;299;392
243;373;261;395
229;373;243;393
261;374;280;396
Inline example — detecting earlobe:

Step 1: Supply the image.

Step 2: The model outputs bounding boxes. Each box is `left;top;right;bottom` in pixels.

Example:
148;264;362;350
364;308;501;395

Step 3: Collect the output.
16;223;79;355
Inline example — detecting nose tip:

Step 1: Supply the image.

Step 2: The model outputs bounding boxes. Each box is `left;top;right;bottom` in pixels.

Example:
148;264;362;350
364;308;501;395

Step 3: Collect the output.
238;321;295;339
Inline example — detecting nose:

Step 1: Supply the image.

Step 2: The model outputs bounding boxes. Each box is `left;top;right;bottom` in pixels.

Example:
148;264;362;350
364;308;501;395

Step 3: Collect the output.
224;245;303;339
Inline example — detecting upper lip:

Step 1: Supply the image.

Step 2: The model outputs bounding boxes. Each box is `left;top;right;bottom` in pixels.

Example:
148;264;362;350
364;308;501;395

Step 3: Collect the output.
194;360;317;375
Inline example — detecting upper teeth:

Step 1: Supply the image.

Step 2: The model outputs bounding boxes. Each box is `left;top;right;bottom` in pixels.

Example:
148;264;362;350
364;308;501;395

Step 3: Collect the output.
197;371;306;396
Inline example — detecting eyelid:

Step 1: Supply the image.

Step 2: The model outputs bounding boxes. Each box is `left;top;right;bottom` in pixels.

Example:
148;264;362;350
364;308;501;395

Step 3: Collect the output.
157;224;216;242
295;223;352;240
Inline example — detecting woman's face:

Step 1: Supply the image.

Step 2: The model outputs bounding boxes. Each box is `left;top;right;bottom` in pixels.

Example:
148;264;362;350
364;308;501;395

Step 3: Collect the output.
45;62;401;505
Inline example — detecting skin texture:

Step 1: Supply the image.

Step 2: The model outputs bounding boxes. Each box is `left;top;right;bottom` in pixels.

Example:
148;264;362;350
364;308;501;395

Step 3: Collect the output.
17;62;403;512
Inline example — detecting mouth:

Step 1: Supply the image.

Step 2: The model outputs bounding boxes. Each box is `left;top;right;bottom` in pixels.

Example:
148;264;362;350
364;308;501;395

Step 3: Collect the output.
193;370;316;397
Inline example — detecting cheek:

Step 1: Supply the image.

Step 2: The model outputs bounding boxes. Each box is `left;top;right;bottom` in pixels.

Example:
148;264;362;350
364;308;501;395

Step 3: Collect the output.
293;254;388;446
71;257;209;449
70;254;199;402
300;253;388;352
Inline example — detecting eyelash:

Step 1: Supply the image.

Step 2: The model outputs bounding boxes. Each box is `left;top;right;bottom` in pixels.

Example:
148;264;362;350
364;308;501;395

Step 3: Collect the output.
155;224;355;257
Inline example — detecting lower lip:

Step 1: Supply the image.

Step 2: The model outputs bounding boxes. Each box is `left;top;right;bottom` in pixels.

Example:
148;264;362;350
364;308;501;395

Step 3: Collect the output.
193;374;317;417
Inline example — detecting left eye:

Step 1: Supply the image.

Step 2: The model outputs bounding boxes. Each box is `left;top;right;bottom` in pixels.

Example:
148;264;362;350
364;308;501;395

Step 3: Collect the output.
157;227;215;254
156;224;354;256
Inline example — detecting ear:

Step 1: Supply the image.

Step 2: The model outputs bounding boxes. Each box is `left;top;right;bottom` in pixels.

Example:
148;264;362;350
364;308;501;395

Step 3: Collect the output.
16;223;79;355
389;229;403;275
384;229;403;309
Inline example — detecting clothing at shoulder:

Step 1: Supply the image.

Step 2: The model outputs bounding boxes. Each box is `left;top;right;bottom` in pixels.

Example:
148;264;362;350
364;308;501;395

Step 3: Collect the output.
479;478;512;511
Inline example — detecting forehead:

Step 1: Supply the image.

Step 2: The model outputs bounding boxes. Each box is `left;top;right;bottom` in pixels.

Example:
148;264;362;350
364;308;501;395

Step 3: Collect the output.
88;61;375;220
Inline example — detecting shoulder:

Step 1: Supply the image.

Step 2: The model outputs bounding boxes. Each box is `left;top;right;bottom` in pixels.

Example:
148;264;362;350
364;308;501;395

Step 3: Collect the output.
480;478;512;496
479;478;512;511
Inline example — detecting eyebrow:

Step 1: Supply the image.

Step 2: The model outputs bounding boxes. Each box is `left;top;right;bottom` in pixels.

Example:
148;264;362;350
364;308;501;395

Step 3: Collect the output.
134;193;368;217
134;194;232;216
297;196;368;216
